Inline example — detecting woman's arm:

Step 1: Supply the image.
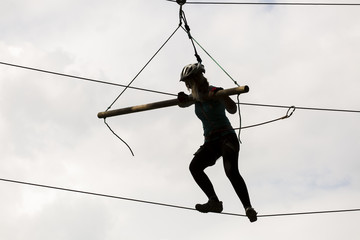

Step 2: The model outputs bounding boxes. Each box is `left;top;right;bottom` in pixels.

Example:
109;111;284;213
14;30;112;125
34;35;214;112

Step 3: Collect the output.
208;87;237;114
223;96;237;114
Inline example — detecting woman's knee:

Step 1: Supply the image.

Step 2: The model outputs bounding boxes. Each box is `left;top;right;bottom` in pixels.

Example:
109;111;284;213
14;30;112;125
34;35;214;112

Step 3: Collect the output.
189;160;196;173
189;159;202;175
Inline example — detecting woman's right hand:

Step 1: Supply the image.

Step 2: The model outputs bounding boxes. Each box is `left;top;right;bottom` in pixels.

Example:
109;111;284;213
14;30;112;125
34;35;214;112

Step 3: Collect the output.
177;92;194;108
178;92;189;103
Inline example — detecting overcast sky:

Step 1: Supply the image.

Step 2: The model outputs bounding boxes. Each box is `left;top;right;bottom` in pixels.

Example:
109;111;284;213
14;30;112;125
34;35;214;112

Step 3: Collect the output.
1;0;360;239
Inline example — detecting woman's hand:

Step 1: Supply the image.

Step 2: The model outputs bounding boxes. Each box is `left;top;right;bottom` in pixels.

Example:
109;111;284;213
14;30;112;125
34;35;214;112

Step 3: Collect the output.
177;92;194;108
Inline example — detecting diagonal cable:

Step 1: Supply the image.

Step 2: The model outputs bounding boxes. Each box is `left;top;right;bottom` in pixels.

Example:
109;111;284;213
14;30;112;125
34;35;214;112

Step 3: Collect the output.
105;25;181;111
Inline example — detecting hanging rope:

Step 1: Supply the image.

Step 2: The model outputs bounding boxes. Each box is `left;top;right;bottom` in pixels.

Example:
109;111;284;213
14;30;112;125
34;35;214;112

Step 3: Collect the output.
179;5;202;63
187;35;240;87
236;94;242;142
103;25;181;156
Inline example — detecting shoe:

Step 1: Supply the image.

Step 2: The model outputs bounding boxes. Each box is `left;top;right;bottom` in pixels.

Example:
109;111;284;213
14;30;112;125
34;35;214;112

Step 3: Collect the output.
195;200;223;213
245;207;257;222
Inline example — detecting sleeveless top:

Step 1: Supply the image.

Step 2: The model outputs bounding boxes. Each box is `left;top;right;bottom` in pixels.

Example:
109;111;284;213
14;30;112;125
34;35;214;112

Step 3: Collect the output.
194;86;235;142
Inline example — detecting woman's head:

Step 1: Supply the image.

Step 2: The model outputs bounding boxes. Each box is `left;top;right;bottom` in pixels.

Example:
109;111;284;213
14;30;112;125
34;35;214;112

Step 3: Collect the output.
180;63;205;81
180;63;209;101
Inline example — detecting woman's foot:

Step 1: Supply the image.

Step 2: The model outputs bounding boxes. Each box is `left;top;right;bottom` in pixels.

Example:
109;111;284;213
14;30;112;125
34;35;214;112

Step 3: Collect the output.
245;207;258;222
195;200;223;213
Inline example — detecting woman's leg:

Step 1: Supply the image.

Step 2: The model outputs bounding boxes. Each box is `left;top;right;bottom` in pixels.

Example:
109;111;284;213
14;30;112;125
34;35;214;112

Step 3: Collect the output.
189;143;221;201
222;134;252;208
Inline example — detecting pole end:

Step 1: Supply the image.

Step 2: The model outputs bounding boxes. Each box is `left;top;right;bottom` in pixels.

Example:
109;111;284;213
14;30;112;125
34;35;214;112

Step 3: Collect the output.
244;85;250;93
97;112;105;119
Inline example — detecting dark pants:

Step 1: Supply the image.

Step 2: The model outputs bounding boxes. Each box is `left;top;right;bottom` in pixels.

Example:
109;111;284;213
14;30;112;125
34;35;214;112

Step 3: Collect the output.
189;133;252;209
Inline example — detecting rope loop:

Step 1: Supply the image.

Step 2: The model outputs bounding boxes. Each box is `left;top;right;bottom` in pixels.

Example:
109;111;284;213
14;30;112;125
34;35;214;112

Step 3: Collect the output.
286;106;296;118
237;105;296;130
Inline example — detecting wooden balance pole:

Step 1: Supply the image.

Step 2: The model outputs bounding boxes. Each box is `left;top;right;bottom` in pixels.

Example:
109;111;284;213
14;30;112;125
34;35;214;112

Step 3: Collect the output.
97;85;249;119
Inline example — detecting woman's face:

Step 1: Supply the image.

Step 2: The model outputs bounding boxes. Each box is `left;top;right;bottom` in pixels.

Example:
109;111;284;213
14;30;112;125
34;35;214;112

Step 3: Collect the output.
185;74;208;91
185;74;209;101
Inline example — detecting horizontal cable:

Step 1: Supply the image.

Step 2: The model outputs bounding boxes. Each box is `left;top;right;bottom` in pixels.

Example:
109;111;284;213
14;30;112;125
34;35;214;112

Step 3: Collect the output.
240;102;360;114
0;61;175;97
1;61;359;114
167;0;360;6
259;208;360;218
1;177;360;218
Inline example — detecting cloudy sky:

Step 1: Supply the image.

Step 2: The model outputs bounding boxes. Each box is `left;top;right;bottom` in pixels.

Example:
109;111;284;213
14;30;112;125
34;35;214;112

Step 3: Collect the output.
1;0;360;239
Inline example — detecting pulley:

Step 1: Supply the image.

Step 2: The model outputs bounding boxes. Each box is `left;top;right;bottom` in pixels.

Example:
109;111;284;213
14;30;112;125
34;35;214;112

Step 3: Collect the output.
176;0;186;5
